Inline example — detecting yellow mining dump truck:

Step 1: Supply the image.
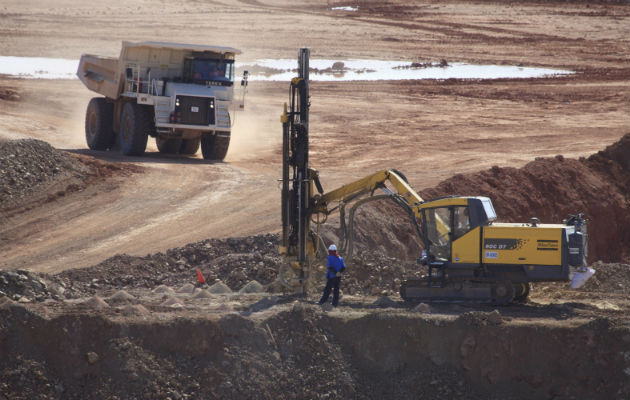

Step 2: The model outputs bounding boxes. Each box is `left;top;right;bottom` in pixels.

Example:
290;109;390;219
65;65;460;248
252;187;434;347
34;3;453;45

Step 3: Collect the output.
279;48;593;304
77;41;248;159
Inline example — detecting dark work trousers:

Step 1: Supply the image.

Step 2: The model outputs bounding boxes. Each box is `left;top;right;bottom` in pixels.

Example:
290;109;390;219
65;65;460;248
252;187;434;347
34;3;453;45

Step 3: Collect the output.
319;277;341;306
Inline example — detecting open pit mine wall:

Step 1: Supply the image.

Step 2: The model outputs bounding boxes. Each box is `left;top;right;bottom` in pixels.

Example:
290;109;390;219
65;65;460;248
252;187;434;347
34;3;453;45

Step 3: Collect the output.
0;305;628;399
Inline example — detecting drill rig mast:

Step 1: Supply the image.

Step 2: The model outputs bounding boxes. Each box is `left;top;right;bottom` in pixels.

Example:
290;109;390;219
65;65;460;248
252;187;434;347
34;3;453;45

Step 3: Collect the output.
280;48;322;292
278;49;424;293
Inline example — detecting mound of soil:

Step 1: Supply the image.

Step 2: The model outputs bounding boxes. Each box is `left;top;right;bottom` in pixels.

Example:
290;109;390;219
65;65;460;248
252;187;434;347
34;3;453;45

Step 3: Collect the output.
343;133;629;263
580;260;630;293
320;198;424;265
421;133;630;263
31;234;420;301
0;139;141;216
53;234;281;299
0;139;90;209
1;233;627;307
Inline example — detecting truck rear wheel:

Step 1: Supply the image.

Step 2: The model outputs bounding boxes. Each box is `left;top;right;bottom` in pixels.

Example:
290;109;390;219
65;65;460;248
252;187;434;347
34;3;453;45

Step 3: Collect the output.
180;137;201;155
201;134;230;160
156;137;182;154
85;97;114;150
119;103;152;156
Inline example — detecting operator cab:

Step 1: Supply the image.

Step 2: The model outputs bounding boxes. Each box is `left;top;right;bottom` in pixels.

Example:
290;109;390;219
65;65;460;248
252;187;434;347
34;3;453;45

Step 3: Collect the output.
184;55;235;86
421;196;496;262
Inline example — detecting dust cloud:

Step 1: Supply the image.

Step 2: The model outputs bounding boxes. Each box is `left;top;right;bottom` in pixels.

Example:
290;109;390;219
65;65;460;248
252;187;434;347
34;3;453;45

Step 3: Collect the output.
226;83;284;161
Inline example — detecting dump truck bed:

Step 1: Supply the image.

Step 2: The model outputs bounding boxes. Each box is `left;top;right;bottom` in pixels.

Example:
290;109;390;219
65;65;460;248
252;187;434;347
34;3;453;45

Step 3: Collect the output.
77;54;122;99
76;41;242;100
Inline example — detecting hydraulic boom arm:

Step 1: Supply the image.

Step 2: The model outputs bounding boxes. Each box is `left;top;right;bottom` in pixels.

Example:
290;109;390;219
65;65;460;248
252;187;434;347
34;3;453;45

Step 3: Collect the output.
314;169;424;217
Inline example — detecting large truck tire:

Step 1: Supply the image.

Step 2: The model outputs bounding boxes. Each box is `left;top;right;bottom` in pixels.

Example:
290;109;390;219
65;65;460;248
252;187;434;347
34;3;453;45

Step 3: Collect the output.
180;137;201;155
201;133;230;160
85;97;114;150
119;103;152;156
156;137;182;154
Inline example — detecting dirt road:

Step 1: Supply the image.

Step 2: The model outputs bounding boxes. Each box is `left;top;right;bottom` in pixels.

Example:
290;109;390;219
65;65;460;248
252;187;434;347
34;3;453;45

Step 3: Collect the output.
0;0;628;273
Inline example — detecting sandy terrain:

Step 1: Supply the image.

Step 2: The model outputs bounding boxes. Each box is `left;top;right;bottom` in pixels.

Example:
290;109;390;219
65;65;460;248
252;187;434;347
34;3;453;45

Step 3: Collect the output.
0;0;629;399
0;0;628;272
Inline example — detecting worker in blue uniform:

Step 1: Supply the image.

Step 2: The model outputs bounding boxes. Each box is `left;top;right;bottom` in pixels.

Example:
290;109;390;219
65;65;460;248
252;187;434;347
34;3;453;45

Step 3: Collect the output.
318;244;346;307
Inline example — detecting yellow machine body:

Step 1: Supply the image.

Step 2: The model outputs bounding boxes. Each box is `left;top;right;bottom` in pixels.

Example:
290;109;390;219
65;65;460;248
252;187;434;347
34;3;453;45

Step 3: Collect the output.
451;224;566;266
481;223;565;266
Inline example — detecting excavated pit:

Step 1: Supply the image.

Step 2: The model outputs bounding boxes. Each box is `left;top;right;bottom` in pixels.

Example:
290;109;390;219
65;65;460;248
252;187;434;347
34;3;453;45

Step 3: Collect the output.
1;294;629;400
0;233;628;400
0;134;629;399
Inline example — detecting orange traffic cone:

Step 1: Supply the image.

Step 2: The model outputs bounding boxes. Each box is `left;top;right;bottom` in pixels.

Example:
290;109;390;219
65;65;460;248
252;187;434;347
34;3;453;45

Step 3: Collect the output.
196;269;206;284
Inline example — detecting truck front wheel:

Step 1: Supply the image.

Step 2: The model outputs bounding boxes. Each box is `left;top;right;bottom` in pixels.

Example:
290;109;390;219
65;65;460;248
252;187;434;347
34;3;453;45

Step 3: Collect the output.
119;103;152;156
201;134;230;161
85;97;114;150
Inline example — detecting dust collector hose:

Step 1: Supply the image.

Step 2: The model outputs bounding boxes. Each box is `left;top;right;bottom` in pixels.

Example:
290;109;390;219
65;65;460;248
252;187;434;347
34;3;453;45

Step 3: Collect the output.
343;194;424;263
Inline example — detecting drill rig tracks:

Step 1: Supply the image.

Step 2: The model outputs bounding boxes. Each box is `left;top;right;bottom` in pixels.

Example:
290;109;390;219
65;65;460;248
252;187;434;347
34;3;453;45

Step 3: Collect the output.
400;278;530;305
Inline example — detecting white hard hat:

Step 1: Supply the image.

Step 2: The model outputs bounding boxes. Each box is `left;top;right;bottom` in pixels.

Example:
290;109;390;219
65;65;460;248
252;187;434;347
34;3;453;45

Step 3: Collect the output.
328;244;337;251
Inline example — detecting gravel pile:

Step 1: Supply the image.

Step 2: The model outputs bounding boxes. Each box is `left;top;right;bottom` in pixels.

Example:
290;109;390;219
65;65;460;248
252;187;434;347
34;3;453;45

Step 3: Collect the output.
50;233;423;300
0;269;56;303
0;138;140;216
0;139;90;209
1;233;626;305
53;234;281;299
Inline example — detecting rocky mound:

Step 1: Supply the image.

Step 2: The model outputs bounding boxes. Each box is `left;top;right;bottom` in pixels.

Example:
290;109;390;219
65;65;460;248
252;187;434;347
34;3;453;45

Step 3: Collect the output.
0;139;90;209
42;234;421;300
0;139;140;215
343;133;629;263
0;269;53;302
53;235;281;299
1;234;627;305
421;133;629;263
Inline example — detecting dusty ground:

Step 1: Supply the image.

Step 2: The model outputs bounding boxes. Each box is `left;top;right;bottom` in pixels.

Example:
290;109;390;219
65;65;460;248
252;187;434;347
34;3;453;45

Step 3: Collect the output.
0;0;629;399
0;0;628;272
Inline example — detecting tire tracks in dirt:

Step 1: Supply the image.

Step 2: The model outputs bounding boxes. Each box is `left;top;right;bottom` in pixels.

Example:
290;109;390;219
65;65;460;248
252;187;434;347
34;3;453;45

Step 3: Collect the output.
0;158;256;273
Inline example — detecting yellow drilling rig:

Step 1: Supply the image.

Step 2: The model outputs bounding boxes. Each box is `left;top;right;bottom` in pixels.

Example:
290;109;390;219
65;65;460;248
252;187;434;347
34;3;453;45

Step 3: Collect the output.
278;48;593;304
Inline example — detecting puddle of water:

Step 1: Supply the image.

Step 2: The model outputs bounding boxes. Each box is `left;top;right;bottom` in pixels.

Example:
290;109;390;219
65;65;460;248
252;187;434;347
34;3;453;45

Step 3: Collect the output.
240;59;572;81
0;56;572;81
0;56;78;79
331;6;358;11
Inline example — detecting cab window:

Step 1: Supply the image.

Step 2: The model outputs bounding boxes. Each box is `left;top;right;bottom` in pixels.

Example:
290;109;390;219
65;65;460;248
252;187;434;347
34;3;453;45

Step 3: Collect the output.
425;207;451;261
453;206;471;239
192;59;234;83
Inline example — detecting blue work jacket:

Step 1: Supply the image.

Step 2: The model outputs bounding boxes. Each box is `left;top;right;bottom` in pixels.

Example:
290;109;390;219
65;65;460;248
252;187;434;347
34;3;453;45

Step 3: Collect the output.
326;254;346;279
